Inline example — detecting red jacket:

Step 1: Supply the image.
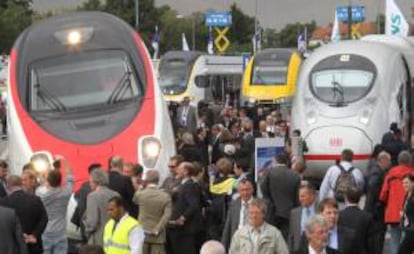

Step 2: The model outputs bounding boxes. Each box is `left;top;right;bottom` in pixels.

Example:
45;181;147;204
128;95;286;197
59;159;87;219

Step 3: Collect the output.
379;165;413;223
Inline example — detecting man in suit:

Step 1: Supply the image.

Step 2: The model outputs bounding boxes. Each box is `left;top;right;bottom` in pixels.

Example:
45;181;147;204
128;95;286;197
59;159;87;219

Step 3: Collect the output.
319;198;356;254
338;187;374;254
260;153;301;240
175;96;197;134
168;162;202;254
0;205;28;254
84;168;119;246
108;156;137;218
293;215;339;254
364;151;391;254
221;179;254;250
133;169;172;254
288;182;318;252
0;175;48;254
0;160;8;197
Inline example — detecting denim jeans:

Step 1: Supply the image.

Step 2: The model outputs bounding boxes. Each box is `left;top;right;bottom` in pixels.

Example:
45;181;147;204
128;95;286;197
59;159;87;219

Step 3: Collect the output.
389;223;402;254
42;236;68;254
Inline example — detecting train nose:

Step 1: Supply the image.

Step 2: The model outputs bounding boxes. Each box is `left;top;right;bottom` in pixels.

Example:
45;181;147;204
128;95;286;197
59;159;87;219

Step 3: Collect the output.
303;126;373;179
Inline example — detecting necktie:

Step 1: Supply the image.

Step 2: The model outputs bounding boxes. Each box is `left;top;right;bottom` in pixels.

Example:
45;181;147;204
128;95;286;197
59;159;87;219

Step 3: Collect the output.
112;220;119;234
243;202;249;226
306;207;311;219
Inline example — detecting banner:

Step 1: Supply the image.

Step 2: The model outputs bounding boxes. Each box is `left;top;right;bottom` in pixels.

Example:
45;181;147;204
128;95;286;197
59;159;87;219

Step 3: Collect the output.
255;137;285;182
151;26;159;59
182;33;190;51
385;0;409;36
331;10;341;42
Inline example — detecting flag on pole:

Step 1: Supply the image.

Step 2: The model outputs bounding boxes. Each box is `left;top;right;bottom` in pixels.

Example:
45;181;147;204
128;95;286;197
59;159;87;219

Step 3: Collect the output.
252;27;262;53
207;26;214;55
331;10;341;42
151;26;159;59
385;0;409;36
182;33;190;51
297;28;307;53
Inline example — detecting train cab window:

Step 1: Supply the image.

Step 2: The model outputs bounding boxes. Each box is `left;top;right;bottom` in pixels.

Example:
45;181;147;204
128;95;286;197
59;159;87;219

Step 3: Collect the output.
309;54;376;106
158;58;191;95
252;59;288;85
29;50;141;112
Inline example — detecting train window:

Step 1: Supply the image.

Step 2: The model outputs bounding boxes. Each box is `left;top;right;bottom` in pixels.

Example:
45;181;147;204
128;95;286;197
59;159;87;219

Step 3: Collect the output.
309;54;376;105
252;59;289;85
29;50;141;112
158;58;191;95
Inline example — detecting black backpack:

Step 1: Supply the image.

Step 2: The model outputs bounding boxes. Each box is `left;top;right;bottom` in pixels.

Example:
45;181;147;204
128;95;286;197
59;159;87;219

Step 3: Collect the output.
333;164;357;202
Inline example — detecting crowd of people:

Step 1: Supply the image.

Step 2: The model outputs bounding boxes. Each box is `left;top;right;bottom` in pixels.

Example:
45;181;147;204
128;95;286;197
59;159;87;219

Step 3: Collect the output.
0;96;414;254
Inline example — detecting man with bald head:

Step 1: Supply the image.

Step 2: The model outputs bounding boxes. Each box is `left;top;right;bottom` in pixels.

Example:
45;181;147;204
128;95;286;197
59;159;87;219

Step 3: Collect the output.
133;169;172;254
0;175;48;254
200;240;226;254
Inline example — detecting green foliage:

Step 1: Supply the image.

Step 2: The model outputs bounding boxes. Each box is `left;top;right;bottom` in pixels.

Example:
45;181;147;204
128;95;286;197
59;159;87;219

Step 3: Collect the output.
0;0;32;53
276;21;316;48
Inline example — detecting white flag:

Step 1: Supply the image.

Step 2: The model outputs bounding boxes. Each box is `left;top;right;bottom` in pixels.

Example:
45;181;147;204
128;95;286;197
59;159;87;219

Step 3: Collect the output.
151;26;159;59
182;33;190;51
385;0;409;36
207;26;214;55
331;10;341;42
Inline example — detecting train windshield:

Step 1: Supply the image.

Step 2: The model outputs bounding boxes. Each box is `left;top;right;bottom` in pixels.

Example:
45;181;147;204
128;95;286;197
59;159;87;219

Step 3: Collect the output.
29;50;142;112
310;54;376;106
158;58;191;95
251;51;290;85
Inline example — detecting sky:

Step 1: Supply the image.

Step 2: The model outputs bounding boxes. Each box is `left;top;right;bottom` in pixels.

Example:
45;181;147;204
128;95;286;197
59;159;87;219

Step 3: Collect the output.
32;0;414;30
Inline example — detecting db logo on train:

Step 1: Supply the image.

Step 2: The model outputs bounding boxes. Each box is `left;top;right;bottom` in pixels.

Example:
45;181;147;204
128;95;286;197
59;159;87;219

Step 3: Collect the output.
329;137;343;147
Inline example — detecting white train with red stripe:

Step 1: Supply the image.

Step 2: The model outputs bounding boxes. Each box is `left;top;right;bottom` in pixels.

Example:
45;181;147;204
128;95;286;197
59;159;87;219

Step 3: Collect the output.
291;38;414;180
8;12;175;186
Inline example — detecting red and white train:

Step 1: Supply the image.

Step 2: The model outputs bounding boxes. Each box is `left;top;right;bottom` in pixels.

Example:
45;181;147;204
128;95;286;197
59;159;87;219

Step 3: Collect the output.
7;11;176;188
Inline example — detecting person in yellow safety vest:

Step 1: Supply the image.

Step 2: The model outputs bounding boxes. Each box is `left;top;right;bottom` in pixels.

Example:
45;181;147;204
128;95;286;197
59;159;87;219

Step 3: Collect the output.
103;196;144;254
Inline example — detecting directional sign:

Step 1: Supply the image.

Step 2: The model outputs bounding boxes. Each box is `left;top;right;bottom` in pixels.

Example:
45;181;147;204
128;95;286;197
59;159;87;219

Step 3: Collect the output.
336;6;365;23
205;11;232;27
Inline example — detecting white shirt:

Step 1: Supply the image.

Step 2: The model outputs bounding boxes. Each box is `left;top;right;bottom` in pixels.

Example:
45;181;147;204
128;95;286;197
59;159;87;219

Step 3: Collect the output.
238;198;253;229
115;214;144;254
308;245;327;254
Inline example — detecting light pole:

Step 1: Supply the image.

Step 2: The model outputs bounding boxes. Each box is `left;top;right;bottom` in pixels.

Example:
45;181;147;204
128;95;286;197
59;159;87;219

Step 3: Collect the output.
135;0;139;30
254;0;258;52
347;0;352;39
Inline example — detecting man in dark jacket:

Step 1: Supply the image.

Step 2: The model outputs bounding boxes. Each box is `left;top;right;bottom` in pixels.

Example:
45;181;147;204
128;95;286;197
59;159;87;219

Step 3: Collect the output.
0;205;28;254
168;162;202;254
339;187;374;254
108;156;136;217
364;151;391;254
0;175;48;254
260;153;301;240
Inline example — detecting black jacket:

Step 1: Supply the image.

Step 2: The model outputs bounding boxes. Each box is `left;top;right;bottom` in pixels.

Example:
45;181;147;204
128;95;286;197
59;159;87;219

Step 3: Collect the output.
339;206;374;254
171;179;202;234
108;171;137;217
0;190;47;254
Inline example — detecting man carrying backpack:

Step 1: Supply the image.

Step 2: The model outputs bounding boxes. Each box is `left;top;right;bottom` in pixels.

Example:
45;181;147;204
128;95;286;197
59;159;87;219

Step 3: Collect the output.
319;149;365;209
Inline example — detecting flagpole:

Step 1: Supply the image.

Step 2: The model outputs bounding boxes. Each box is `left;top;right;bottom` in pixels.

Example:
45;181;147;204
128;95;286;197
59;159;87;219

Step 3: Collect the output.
254;0;258;52
135;0;139;30
347;0;352;39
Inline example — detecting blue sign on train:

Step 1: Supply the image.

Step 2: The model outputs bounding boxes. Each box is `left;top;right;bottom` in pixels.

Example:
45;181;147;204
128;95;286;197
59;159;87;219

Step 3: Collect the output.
205;11;232;27
336;6;365;23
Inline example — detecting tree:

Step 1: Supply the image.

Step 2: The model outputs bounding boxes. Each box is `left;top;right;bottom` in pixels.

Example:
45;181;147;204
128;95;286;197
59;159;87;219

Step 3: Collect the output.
228;3;254;46
0;0;32;53
276;21;316;48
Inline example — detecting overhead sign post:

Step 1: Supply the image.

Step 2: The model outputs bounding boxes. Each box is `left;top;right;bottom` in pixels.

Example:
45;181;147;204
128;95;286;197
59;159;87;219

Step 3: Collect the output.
205;11;232;54
336;5;365;40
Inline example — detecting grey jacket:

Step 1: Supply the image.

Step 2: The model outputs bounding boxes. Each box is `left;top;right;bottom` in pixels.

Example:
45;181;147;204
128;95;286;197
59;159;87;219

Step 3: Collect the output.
0;206;28;254
84;186;119;246
229;222;289;254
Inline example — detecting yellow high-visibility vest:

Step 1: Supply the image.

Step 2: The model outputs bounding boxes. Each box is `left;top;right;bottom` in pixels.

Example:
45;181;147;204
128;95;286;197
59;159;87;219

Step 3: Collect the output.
103;216;140;254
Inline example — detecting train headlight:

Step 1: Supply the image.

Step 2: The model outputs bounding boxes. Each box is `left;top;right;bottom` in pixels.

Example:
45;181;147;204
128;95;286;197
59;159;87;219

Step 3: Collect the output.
139;136;162;168
30;151;53;174
359;108;373;125
54;27;94;46
306;110;317;125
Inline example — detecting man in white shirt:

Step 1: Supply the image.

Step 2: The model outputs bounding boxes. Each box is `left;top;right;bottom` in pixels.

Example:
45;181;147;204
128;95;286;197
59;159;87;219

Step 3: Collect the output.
103;196;144;254
293;215;339;254
222;179;254;250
